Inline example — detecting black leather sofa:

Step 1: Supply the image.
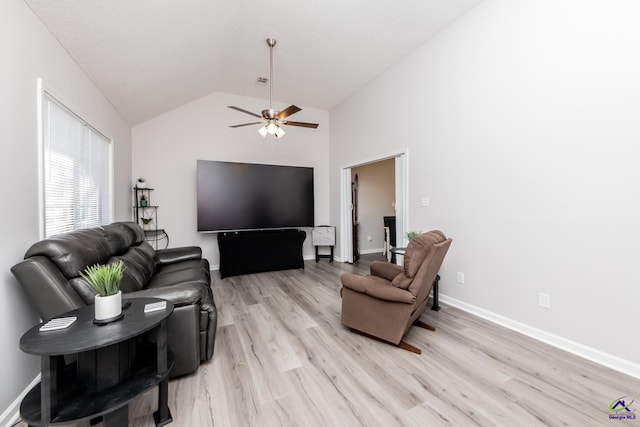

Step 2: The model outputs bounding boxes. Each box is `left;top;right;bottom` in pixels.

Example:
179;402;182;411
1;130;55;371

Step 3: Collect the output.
11;221;216;377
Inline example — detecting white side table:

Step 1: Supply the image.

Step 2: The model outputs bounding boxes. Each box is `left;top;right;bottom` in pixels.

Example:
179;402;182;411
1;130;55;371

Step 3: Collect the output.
311;226;335;262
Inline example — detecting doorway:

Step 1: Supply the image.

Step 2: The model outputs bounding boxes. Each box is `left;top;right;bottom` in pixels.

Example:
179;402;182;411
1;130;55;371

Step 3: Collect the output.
340;149;408;263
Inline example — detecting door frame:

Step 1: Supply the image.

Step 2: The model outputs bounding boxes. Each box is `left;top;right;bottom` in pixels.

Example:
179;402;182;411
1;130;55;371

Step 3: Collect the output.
340;148;409;263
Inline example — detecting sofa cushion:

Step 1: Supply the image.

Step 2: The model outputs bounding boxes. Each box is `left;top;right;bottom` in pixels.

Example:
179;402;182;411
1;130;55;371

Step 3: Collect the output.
101;227;127;255
136;241;160;265
110;246;156;291
99;223;139;255
24;228;111;279
121;222;146;245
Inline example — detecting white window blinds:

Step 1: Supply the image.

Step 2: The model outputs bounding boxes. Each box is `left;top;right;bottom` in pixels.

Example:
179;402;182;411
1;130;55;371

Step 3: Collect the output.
43;93;112;237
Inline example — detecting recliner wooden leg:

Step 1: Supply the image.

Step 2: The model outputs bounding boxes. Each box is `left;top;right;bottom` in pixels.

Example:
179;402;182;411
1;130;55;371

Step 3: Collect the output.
414;319;436;332
398;340;422;354
348;327;423;354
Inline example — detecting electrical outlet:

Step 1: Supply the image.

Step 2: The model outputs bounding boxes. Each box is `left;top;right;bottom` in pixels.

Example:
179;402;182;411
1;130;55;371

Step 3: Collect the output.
538;292;551;309
421;197;430;207
456;272;465;284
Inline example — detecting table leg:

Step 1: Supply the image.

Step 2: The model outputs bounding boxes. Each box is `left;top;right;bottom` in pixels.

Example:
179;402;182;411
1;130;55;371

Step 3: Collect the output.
153;320;172;426
431;274;441;311
40;355;59;424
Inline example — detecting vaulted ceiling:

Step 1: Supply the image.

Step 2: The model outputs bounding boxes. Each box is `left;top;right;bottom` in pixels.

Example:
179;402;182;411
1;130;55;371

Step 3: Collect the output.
25;0;483;125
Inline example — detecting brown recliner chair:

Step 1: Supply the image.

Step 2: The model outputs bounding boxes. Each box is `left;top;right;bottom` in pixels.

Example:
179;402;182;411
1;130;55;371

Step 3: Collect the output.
340;230;452;354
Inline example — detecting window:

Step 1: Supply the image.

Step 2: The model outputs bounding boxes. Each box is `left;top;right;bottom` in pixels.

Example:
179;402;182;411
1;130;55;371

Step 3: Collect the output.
42;91;112;237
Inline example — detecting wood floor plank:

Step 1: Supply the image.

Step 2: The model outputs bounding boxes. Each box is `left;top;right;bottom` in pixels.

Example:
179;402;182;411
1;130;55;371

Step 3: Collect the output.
245;302;303;373
232;310;295;405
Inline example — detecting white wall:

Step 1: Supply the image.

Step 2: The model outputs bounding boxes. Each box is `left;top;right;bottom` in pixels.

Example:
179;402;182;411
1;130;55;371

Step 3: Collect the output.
330;0;640;370
352;160;395;253
0;0;132;421
132;92;330;266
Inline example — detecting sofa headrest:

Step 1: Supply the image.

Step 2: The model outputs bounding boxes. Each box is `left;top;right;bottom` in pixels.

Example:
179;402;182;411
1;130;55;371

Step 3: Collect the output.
99;222;144;252
403;230;446;278
24;228;112;279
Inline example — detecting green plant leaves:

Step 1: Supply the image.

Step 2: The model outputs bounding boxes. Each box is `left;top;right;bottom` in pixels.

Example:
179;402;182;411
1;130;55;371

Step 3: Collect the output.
80;260;124;297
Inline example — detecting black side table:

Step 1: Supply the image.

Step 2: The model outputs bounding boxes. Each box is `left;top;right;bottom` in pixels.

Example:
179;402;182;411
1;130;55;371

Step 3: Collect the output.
20;298;174;427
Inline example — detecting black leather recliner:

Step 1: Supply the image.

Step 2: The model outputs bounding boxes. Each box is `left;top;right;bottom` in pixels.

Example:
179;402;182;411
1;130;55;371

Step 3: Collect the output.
11;221;217;377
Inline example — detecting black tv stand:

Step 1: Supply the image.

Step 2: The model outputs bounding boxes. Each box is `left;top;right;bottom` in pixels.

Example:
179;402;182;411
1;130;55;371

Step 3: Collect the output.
218;229;306;278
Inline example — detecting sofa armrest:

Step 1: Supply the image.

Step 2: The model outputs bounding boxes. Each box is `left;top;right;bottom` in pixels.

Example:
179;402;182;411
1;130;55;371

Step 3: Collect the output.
370;261;403;281
156;246;202;265
123;282;212;307
340;273;415;304
11;256;86;320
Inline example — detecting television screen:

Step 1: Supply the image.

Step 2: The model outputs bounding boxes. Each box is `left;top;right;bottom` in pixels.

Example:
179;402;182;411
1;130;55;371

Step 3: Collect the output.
197;160;314;232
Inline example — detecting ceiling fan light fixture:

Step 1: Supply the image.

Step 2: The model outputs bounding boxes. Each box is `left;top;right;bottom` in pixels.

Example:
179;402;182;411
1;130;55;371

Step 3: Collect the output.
258;126;268;138
266;122;278;134
275;127;286;138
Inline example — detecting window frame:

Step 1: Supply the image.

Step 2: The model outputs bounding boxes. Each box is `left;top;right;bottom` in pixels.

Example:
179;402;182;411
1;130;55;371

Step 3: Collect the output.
37;78;115;239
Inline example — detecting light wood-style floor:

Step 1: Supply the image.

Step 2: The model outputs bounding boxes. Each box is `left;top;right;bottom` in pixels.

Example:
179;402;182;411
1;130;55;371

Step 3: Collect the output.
16;254;640;426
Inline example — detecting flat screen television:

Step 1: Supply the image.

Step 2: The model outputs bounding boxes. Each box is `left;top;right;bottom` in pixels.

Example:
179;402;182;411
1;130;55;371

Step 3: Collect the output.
197;160;314;232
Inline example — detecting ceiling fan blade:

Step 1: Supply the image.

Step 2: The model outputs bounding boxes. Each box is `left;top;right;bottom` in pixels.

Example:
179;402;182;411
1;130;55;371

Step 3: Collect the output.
284;121;319;129
229;122;262;128
276;105;302;120
228;106;262;118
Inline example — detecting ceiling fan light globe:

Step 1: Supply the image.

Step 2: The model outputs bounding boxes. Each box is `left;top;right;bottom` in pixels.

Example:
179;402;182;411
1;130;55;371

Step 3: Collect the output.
266;122;278;134
275;127;286;138
258;126;268;138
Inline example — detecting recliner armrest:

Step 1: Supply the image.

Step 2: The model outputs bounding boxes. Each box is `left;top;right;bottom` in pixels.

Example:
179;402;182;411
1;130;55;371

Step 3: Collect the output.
156;246;202;265
340;273;415;304
370;261;403;281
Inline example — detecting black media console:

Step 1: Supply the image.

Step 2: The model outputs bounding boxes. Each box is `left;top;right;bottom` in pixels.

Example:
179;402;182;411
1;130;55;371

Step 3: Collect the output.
217;229;307;278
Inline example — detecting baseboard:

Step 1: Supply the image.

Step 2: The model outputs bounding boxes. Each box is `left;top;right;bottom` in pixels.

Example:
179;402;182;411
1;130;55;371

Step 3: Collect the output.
439;295;640;379
1;374;40;427
359;248;384;255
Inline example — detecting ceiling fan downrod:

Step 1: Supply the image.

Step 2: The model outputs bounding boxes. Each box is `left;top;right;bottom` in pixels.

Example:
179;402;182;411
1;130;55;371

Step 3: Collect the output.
267;37;276;110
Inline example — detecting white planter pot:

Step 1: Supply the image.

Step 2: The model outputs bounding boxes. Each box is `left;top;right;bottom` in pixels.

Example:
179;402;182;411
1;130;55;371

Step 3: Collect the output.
137;182;146;188
94;291;122;321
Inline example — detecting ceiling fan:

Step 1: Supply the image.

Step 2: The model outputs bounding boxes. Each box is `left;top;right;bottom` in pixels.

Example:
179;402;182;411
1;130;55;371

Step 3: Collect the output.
228;38;319;138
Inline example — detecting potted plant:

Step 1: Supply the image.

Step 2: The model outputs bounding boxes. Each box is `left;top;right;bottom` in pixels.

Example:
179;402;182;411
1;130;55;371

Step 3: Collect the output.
141;217;153;230
139;194;148;207
406;230;422;241
80;260;125;322
137;177;146;189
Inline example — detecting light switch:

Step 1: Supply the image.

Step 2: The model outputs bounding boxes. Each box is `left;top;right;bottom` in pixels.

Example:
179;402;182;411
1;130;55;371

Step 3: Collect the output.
421;197;430;207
